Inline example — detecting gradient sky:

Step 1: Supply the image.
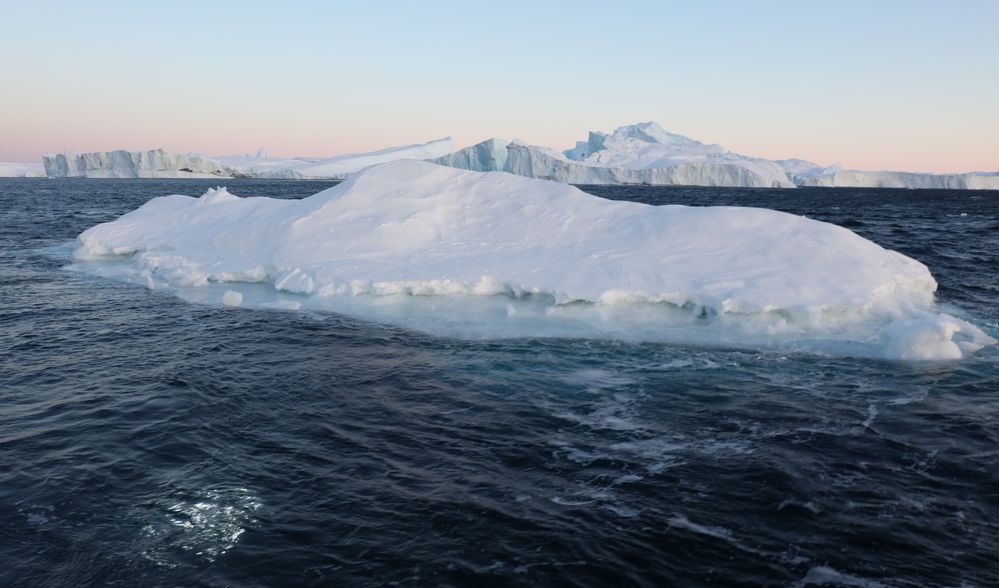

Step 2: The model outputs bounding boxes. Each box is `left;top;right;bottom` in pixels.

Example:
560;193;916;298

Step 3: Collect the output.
2;0;997;172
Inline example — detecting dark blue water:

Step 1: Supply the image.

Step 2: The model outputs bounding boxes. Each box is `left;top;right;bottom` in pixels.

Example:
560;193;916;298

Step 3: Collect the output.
2;178;998;587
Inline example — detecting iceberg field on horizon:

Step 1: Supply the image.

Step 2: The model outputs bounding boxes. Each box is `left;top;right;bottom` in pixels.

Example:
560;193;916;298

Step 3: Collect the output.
68;160;994;360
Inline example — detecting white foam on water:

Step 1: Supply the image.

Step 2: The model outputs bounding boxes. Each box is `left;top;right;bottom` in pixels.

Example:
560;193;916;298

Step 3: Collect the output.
137;487;261;567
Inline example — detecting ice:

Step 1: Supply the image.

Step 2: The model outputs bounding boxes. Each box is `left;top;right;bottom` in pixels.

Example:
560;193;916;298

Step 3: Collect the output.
0;162;45;177
880;314;993;360
437;123;795;187
70;160;995;361
438;122;999;189
222;290;243;307
215;137;454;179
797;168;999;190
42;138;453;179
43;149;236;179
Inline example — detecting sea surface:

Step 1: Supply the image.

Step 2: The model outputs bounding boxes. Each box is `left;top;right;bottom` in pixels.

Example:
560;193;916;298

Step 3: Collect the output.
2;178;997;587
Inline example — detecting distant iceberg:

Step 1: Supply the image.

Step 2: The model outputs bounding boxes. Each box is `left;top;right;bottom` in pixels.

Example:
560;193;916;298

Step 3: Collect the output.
795;168;999;190
434;123;795;188
72;160;994;360
434;122;999;190
215;137;453;179
43;138;454;180
43;149;238;179
0;162;45;177
37;123;999;189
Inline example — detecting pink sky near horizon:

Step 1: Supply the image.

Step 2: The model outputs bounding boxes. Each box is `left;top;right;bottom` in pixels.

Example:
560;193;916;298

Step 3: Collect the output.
3;118;996;175
2;1;997;174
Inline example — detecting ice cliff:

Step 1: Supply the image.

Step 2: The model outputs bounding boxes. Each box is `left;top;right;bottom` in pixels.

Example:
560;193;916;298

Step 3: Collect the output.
43;149;238;179
435;122;999;190
435;123;795;188
43;138;454;180
72;160;994;360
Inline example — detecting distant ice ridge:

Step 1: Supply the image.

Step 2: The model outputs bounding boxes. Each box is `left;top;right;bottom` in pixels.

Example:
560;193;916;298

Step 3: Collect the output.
0;162;45;177
434;121;999;189
215;137;453;179
43;149;238;179
433;122;795;188
42;138;453;179
795;168;999;190
71;161;994;361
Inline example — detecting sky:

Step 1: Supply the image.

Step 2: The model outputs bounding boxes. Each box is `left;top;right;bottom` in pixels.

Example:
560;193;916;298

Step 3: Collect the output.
1;0;997;173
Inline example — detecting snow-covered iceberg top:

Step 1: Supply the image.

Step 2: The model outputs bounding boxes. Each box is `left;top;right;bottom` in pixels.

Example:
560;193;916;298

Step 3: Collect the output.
72;160;994;360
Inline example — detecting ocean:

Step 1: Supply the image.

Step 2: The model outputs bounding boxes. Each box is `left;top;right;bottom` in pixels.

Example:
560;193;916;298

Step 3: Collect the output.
2;178;997;587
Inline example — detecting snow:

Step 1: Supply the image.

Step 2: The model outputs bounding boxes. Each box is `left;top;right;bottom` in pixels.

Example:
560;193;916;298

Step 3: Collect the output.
0;162;46;177
71;160;994;360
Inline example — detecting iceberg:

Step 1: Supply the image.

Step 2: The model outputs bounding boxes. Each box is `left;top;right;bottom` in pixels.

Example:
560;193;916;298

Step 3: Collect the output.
796;168;999;190
42;138;454;180
436;122;999;190
435;123;795;187
216;137;453;179
71;160;994;360
43;149;239;179
430;138;510;173
0;162;45;177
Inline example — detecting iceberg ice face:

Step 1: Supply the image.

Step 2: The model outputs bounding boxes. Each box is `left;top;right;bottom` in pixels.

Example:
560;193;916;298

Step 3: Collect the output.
561;122;794;187
41;139;455;180
71;160;994;360
435;122;796;187
42;149;237;179
430;138;510;172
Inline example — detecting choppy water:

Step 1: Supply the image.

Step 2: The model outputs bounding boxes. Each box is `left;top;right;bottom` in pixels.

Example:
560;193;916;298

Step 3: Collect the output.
2;178;998;587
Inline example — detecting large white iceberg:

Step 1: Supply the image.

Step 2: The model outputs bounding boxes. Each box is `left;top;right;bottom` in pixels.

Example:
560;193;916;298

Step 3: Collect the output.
0;162;45;177
71;160;994;360
434;122;795;188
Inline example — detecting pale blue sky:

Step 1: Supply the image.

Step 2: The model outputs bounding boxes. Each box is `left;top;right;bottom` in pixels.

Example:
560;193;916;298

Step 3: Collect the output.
2;0;997;172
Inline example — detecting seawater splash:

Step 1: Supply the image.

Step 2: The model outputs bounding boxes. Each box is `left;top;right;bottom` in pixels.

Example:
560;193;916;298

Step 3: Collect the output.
137;487;261;567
